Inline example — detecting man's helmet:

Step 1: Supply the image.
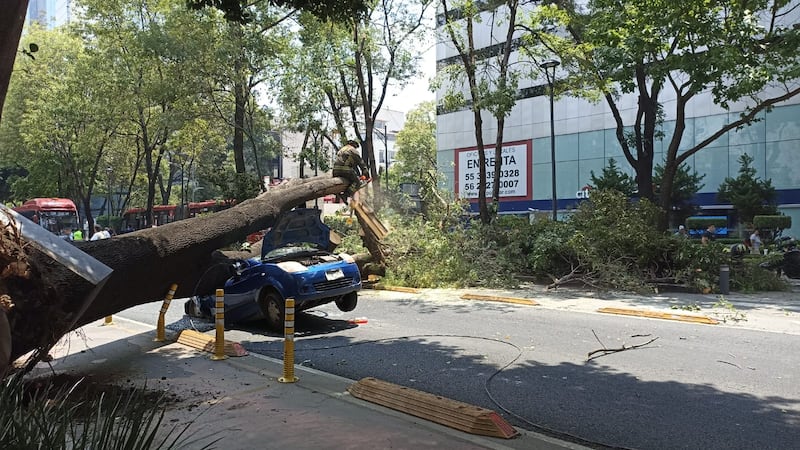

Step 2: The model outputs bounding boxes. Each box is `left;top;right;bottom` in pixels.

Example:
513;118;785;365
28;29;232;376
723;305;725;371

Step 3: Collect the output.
730;243;747;258
346;139;360;147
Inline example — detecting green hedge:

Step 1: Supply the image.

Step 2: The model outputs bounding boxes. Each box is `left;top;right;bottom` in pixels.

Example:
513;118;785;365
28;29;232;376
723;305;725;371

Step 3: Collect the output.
753;215;791;230
686;216;727;230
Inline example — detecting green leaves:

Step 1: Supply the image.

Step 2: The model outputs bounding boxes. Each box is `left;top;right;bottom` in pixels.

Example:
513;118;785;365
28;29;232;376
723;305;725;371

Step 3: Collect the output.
187;0;369;23
589;158;637;197
521;0;800;218
393;101;437;199
717;154;777;225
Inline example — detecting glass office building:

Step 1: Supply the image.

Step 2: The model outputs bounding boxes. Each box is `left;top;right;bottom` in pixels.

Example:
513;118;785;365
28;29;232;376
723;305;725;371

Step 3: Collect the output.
435;7;800;235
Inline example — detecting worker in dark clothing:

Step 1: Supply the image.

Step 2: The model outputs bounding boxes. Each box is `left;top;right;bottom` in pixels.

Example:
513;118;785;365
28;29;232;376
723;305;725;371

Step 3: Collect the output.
332;139;369;202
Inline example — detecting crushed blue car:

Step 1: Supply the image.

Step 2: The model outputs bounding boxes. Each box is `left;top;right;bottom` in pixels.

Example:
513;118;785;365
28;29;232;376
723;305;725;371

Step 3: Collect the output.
185;208;362;330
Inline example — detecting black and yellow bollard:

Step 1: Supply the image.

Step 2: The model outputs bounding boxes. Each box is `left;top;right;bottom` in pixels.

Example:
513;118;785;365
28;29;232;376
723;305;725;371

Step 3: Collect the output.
278;297;298;383
210;289;228;361
154;283;178;342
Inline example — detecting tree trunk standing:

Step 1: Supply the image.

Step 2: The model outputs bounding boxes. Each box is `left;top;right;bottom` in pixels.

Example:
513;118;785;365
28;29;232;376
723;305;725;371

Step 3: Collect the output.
228;20;247;174
233;77;246;173
0;0;28;124
2;176;349;367
659;159;679;228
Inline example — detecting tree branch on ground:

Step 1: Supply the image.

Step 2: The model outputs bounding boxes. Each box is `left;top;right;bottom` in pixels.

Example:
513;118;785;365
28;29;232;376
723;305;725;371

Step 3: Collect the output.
587;333;659;361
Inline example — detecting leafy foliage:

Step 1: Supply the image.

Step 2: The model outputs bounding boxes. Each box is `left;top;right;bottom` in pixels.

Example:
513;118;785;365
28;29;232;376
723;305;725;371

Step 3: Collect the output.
730;260;789;293
392;101;440;204
653;162;705;210
717;154;777;225
187;0;369;23
365;189;784;292
435;0;524;223
0;373;216;449
205;171;261;203
589;158;636;197
522;0;800;219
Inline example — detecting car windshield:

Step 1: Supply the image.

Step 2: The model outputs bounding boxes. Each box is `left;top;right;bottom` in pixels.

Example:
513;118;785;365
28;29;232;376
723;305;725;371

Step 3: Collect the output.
263;242;320;261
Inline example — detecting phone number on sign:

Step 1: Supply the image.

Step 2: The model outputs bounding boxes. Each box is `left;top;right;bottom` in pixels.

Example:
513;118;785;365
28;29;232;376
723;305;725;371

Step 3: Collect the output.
462;179;519;192
463;169;519;181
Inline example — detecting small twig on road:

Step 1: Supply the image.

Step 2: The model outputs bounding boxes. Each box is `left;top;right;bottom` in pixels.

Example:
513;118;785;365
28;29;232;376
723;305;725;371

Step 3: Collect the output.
717;360;742;369
587;336;660;361
591;329;607;349
631;333;652;338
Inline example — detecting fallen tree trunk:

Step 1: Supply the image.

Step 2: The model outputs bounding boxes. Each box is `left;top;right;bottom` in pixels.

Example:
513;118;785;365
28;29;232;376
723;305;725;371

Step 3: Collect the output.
2;176;349;368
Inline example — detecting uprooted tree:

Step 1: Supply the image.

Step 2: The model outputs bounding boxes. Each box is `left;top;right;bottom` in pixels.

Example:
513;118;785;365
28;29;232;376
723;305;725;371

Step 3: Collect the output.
0;176;351;375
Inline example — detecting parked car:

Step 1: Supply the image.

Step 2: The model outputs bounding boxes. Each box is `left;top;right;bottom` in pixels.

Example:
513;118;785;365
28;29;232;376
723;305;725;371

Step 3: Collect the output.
185;208;362;330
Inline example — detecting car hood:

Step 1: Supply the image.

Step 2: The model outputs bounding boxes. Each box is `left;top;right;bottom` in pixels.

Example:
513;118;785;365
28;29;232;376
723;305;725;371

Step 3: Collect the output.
261;208;332;259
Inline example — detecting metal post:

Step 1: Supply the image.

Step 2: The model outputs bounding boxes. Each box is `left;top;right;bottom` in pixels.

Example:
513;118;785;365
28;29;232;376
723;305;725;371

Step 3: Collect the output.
211;289;227;360
279;297;299;383
540;59;560;221
105;166;113;226
719;265;730;295
154;283;178;342
103;315;113;325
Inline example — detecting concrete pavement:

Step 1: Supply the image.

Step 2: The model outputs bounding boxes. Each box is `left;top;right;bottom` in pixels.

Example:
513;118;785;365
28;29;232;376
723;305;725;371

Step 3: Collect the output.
29;316;586;450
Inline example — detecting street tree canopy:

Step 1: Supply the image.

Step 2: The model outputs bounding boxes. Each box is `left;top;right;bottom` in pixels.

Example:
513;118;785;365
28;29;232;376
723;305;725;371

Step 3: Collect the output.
718;154;777;226
0;0;371;124
522;0;800;228
187;0;368;22
590;158;637;197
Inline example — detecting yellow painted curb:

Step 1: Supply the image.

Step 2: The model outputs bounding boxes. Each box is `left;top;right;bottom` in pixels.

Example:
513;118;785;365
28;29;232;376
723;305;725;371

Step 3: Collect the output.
177;329;249;356
460;293;539;306
363;284;421;294
597;307;719;325
348;377;518;439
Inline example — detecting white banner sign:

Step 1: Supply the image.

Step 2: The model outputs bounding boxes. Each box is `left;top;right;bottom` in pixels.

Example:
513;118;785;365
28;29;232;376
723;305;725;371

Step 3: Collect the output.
456;142;529;199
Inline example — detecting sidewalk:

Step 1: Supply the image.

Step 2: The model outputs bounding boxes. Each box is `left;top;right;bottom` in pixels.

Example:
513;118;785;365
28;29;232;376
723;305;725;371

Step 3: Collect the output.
409;282;800;335
30;317;586;450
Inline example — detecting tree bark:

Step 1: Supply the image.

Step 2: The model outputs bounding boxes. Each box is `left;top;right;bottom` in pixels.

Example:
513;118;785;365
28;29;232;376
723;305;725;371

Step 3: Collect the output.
0;0;28;124
2;176;349;367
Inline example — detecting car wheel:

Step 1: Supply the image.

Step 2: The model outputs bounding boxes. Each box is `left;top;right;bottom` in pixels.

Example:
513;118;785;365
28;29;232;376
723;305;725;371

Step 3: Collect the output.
335;292;358;312
259;291;285;332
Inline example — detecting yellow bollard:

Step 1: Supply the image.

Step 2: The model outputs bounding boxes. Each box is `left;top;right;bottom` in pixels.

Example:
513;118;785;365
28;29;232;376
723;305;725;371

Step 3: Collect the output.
154;283;178;342
278;297;298;383
103;315;113;325
210;289;228;361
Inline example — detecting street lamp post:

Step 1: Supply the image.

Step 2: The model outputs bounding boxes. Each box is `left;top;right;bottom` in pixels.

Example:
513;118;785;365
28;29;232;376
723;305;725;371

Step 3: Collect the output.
105;166;113;226
540;59;560;221
315;134;319;209
383;124;389;188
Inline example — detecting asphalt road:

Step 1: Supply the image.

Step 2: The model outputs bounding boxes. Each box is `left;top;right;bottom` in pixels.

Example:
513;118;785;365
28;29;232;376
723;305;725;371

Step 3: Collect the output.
121;290;800;450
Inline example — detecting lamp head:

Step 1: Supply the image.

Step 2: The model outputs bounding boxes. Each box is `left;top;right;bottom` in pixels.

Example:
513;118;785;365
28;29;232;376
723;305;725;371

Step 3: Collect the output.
539;59;560;70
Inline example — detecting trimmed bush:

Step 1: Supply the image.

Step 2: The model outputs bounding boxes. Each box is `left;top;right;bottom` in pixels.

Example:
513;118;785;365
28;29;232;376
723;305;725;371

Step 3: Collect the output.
753;215;791;229
686;216;727;230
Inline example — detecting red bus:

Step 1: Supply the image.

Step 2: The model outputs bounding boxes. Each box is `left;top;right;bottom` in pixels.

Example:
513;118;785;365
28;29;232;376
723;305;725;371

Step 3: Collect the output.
122;204;178;230
13;198;80;236
187;200;234;218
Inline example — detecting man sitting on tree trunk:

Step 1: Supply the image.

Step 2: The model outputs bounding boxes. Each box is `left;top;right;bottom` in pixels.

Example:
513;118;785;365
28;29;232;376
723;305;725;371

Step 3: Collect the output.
332;139;368;203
